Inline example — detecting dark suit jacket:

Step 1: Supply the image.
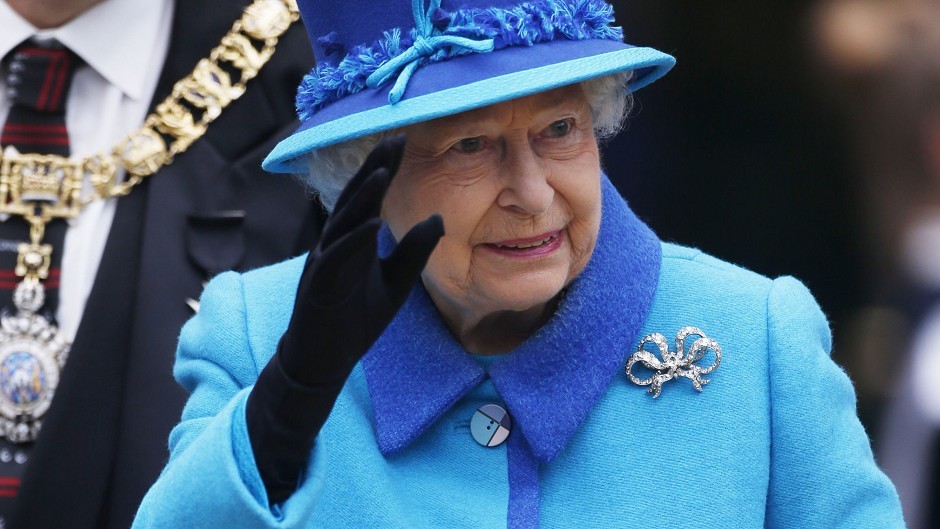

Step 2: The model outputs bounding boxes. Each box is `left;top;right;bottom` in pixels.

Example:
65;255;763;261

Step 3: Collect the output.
8;1;319;527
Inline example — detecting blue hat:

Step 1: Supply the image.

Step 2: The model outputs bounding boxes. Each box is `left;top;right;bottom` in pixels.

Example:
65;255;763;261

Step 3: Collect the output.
263;0;675;173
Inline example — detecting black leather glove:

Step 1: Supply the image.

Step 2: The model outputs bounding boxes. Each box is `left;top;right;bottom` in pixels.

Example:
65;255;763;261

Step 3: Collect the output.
246;136;444;504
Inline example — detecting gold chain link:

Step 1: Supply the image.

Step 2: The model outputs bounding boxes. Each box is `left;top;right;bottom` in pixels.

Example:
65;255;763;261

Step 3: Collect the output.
0;0;299;280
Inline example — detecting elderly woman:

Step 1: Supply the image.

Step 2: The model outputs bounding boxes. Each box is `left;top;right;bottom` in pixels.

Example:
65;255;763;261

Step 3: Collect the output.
133;0;905;527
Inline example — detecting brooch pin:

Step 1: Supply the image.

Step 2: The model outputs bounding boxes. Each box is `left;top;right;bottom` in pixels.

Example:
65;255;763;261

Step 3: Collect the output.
625;327;721;398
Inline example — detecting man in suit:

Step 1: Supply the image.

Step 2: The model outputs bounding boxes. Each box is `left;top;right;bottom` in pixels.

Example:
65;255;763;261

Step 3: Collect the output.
0;0;319;527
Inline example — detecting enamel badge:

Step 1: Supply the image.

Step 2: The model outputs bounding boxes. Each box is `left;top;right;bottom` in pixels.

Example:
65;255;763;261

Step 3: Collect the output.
626;326;721;398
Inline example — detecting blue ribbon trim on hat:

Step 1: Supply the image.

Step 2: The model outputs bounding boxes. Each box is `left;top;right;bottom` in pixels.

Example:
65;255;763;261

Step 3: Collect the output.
365;0;496;104
296;0;624;119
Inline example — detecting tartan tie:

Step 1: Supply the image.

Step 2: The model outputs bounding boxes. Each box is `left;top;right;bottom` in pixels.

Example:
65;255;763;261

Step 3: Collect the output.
1;43;79;155
0;41;81;515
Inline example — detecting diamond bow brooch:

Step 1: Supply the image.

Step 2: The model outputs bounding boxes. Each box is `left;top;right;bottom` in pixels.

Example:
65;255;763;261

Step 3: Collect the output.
625;327;721;398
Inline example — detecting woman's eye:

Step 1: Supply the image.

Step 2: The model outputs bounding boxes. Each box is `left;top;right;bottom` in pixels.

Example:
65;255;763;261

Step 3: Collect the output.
454;137;484;153
546;119;571;138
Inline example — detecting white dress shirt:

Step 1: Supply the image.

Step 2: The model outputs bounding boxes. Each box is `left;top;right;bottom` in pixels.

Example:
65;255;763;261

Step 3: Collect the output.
0;0;174;341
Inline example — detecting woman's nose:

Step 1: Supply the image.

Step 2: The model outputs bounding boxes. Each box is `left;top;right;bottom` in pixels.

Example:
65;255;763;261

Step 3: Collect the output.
496;145;554;216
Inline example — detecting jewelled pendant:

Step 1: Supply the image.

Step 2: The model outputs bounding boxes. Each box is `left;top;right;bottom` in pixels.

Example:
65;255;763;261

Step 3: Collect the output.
0;280;70;443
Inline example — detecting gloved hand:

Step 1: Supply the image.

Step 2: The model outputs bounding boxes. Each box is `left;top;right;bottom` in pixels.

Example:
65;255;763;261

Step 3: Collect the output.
246;135;443;504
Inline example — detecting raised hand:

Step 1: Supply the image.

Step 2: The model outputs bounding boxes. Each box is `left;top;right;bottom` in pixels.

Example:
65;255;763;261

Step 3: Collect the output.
280;135;444;387
246;136;443;504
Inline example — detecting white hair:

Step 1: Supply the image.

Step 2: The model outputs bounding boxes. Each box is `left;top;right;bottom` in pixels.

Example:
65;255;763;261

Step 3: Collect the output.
299;71;634;211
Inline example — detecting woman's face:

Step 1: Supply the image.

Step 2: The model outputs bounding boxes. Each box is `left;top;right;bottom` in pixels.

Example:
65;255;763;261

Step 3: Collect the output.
383;84;602;329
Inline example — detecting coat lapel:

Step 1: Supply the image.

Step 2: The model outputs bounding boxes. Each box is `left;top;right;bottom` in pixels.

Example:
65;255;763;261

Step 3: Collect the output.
364;175;662;462
106;140;231;528
105;0;318;524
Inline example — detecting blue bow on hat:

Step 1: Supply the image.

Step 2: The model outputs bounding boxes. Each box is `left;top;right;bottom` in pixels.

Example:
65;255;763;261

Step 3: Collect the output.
366;0;496;104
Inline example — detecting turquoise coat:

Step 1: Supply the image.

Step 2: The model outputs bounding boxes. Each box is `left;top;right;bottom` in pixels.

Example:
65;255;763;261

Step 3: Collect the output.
133;178;905;528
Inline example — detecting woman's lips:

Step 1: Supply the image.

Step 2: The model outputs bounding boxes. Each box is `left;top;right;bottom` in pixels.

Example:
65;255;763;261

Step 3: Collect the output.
482;230;564;258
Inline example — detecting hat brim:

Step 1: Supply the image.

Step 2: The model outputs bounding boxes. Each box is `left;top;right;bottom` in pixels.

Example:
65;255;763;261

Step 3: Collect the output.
263;39;675;173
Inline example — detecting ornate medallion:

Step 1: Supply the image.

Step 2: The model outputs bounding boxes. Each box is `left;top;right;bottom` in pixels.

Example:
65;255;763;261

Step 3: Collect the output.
0;281;69;443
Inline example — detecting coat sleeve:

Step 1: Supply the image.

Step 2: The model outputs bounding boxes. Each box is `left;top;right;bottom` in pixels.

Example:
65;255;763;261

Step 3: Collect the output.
764;276;905;528
132;270;326;528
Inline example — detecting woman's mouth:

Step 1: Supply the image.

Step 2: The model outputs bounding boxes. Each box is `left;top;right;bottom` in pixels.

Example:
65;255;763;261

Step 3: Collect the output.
483;230;564;258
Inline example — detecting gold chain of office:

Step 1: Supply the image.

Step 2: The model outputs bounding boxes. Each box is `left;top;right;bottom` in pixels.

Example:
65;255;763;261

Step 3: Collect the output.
0;0;299;283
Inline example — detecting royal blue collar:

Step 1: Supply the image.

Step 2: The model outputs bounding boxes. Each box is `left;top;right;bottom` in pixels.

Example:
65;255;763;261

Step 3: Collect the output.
362;175;661;463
